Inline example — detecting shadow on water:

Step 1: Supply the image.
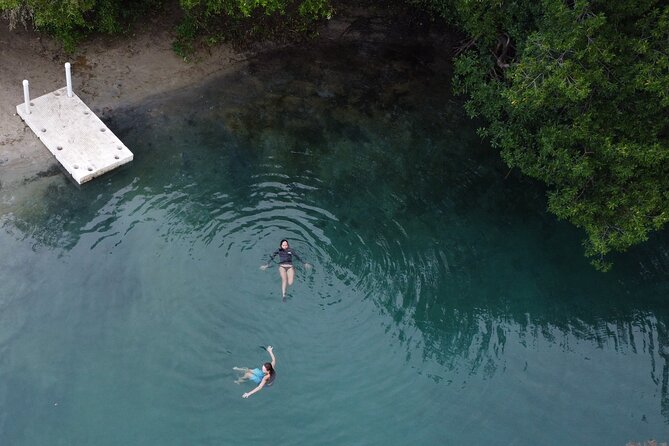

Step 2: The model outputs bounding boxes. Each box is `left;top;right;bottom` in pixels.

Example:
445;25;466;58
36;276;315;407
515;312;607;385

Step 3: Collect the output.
3;31;669;431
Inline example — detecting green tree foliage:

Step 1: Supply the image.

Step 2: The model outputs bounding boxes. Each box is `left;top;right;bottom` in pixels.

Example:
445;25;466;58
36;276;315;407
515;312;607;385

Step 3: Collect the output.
436;0;669;269
0;0;331;54
0;0;163;51
179;0;330;18
173;0;332;56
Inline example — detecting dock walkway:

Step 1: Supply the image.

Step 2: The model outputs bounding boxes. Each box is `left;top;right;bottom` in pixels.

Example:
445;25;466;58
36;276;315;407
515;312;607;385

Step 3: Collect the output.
16;65;133;184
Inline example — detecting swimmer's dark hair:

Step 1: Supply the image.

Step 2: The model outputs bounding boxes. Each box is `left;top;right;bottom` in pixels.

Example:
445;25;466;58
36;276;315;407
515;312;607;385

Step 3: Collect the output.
264;362;275;375
279;239;289;249
264;362;276;383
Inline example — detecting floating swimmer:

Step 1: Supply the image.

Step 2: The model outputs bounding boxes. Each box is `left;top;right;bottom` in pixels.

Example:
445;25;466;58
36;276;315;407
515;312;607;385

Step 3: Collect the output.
234;345;277;398
260;239;312;300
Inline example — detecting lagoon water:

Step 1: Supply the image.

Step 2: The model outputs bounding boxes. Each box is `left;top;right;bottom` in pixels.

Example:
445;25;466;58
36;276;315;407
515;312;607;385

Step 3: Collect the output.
1;38;669;444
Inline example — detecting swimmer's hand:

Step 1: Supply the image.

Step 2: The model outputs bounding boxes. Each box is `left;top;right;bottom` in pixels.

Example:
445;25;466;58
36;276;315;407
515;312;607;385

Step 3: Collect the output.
260;264;269;271
242;392;250;398
266;345;273;353
304;262;312;270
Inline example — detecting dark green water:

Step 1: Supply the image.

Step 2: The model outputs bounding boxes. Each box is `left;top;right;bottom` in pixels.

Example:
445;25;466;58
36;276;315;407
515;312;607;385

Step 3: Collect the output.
2;38;669;444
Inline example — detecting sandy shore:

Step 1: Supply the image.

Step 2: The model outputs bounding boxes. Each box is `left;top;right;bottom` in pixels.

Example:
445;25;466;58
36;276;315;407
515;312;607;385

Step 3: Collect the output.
0;16;260;189
0;7;439;193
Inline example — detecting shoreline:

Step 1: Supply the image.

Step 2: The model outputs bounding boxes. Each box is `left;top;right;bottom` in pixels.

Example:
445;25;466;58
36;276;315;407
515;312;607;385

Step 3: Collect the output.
0;7;453;192
0;17;251;189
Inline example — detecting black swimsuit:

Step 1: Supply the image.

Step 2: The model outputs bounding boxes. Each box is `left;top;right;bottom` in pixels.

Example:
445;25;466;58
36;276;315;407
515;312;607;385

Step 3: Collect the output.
269;249;303;268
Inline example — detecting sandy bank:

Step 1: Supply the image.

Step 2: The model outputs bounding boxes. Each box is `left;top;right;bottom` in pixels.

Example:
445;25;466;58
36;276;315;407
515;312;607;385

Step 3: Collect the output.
0;7;448;194
0;18;250;188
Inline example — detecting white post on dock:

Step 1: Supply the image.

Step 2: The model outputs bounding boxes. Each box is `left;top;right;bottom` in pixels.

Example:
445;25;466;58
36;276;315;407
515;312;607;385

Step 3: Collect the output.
65;62;73;98
22;80;30;114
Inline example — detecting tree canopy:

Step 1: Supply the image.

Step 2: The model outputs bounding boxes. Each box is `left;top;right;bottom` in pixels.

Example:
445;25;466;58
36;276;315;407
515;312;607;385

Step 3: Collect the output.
172;0;331;56
0;0;165;50
437;0;669;269
0;0;331;52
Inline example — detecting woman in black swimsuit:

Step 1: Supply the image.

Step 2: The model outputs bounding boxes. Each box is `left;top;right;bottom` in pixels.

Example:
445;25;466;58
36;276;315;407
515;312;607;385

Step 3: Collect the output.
261;239;311;299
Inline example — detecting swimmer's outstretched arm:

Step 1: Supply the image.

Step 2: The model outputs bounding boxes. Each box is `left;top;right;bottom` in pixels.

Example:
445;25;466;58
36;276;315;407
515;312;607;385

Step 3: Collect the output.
242;378;267;398
292;251;312;270
260;251;279;270
266;345;276;367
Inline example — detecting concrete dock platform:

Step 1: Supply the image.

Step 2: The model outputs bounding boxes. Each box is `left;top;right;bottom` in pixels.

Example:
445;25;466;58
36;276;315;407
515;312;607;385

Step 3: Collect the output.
16;85;133;184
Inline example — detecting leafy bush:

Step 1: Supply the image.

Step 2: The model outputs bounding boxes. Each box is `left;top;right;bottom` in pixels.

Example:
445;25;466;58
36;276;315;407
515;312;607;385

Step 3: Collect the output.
174;0;332;57
423;0;669;270
0;0;164;51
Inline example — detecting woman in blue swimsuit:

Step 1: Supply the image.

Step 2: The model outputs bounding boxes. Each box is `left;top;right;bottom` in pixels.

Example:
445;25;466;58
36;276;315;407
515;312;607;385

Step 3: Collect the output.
234;346;276;398
260;239;311;299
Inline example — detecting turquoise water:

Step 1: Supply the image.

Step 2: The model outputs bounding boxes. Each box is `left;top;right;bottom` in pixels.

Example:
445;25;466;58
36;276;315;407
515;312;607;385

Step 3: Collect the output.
1;40;669;444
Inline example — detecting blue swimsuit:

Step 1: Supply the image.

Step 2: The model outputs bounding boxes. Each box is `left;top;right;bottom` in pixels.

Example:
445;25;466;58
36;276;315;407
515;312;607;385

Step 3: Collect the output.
249;368;275;386
250;368;264;384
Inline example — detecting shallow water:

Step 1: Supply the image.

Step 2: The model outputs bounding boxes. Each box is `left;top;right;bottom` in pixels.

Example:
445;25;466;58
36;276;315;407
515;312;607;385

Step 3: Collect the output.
1;39;669;444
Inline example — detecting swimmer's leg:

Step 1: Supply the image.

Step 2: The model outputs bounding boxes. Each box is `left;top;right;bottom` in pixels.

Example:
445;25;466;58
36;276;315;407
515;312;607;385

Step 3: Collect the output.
233;367;252;384
287;266;295;286
279;266;288;298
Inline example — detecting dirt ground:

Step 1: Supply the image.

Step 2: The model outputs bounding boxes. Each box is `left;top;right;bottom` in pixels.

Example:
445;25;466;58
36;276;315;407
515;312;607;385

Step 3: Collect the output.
0;6;435;192
0;14;262;189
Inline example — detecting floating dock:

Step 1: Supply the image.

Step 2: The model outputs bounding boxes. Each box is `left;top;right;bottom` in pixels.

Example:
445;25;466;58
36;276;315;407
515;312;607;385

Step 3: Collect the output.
16;63;133;184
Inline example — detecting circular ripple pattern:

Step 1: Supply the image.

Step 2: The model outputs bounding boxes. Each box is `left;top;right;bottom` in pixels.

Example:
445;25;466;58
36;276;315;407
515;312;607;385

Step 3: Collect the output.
2;38;669;446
